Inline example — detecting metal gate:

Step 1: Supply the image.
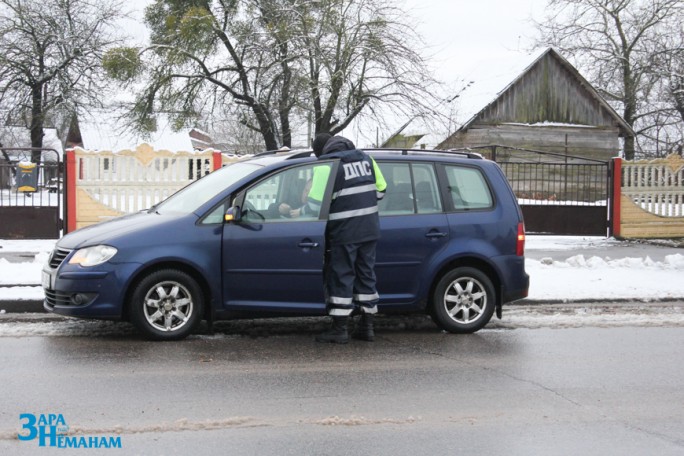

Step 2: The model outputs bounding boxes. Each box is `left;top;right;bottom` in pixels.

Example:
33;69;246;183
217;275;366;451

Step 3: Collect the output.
0;148;62;239
453;145;611;236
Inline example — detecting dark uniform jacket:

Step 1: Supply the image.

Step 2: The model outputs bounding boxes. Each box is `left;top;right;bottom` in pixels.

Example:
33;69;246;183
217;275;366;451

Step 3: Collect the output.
320;136;386;245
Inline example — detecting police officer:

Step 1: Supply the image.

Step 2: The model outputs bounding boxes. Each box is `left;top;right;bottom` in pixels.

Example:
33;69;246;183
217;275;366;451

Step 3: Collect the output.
311;134;387;344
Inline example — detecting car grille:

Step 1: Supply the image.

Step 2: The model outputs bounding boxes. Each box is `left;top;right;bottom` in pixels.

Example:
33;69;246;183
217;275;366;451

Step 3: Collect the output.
49;248;72;269
44;289;72;307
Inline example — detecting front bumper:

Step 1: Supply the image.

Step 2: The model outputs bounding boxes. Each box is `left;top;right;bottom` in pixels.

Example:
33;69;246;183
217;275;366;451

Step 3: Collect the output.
42;262;139;320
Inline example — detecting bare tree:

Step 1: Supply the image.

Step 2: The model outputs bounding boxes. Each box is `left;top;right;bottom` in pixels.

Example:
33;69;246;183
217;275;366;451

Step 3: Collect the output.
295;0;439;137
0;0;125;162
536;0;684;159
657;42;684;155
659;30;684;124
104;0;441;151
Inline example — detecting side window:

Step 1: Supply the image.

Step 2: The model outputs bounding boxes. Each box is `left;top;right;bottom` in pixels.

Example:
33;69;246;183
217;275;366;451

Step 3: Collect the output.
412;164;442;214
376;162;442;215
242;163;331;223
445;166;493;210
377;162;413;215
202;203;227;225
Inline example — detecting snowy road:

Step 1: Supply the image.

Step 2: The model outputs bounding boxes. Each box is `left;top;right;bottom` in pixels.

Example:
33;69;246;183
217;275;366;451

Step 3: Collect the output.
1;303;684;338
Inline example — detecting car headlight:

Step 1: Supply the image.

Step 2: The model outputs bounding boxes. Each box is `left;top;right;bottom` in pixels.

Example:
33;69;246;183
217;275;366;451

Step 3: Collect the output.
68;245;118;267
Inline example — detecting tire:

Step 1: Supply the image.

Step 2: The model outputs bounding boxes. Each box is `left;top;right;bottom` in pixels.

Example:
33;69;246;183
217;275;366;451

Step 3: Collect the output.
431;267;495;334
129;269;204;341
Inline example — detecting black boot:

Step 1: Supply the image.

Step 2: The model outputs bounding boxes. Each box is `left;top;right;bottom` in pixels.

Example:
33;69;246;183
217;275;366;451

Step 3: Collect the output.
316;316;349;344
352;313;374;342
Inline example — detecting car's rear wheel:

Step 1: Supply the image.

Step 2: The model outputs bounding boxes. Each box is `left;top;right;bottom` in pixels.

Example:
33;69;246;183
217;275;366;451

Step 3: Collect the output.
130;269;203;341
431;267;495;333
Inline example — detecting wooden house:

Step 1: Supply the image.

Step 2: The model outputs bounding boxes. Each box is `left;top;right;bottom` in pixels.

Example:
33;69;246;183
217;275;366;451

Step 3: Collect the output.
438;48;634;160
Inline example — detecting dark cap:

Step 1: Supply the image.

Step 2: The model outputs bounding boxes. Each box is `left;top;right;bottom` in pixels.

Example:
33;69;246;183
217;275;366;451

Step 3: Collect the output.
312;133;332;157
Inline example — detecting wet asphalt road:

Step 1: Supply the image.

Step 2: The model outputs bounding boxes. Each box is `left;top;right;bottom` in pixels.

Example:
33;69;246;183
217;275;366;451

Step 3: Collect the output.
1;322;683;455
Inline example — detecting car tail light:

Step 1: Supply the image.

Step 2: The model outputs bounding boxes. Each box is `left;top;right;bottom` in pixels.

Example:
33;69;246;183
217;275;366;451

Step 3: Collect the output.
516;222;525;256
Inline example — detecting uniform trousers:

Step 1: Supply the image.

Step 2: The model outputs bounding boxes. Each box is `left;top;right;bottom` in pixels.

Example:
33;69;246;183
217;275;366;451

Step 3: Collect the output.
324;241;379;316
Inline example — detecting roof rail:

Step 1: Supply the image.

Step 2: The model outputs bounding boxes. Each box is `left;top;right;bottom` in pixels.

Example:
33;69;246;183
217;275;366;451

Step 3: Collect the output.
253;148;314;159
364;148;484;159
287;150;315;159
253;149;282;157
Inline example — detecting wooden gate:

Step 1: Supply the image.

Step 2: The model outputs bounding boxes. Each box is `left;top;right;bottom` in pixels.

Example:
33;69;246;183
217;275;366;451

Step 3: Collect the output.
0;148;62;239
613;154;684;238
65;144;227;232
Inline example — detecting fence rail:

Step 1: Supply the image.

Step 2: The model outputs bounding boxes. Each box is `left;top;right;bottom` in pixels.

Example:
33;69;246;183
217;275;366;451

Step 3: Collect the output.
0;148;61;208
77;153;213;213
0;148;62;238
446;145;610;206
500;162;608;205
67;144;224;231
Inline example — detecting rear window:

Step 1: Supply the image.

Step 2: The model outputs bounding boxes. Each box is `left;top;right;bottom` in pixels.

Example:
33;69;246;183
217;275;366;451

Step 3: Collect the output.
444;166;493;210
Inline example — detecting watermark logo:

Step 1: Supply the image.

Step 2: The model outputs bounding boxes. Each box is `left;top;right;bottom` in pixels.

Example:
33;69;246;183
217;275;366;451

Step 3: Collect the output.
18;413;121;449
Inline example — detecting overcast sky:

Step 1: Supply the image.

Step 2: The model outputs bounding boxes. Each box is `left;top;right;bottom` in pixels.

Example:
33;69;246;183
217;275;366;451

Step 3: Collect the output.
347;0;551;146
127;0;549;84
403;0;548;83
124;0;552;148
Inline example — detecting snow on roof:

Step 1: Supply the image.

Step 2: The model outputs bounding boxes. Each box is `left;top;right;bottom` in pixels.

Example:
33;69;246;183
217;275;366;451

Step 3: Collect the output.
377;116;452;150
78;110;195;152
451;48;633;137
452;47;548;129
347;49;552;150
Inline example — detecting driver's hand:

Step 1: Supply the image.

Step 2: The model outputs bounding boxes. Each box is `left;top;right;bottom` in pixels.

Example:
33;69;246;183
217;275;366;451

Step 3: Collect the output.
278;203;292;216
289;208;301;218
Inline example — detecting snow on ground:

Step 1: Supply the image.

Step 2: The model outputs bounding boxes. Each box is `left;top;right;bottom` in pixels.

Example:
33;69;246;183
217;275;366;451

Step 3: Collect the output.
526;254;684;301
0;236;683;303
0;239;55;253
0;235;683;337
524;235;622;251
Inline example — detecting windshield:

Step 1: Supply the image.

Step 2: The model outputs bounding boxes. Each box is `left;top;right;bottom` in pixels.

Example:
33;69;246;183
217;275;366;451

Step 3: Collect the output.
154;162;261;215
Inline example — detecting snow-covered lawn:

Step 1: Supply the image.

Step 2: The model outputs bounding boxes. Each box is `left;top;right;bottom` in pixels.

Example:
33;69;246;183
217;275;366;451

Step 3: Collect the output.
526;254;684;301
0;236;683;302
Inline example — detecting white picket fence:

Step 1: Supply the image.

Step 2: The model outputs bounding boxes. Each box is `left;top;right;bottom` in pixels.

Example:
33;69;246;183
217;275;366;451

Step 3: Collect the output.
75;145;215;214
622;155;684;217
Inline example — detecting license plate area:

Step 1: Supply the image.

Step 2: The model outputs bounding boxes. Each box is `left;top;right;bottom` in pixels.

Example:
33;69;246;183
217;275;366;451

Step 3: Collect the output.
42;270;54;289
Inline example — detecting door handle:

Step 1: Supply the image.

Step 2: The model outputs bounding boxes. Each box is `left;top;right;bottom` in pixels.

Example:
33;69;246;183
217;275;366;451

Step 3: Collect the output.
298;241;320;248
425;231;447;239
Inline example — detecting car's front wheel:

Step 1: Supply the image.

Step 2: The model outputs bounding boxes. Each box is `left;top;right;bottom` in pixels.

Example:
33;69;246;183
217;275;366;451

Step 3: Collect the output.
431;267;495;333
130;269;204;341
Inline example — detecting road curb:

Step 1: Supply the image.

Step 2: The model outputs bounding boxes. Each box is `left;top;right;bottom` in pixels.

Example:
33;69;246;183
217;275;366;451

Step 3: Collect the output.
1;299;684;316
0;300;45;313
517;298;684;305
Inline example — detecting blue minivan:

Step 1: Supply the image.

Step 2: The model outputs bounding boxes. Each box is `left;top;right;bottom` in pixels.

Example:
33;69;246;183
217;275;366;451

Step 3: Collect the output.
43;149;529;340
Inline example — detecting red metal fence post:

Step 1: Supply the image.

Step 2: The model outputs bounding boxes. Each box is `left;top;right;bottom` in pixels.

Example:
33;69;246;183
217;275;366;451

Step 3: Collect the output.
212;151;223;171
65;149;77;233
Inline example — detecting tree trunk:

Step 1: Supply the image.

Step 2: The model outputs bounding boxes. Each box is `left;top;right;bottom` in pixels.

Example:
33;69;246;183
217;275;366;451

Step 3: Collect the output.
622;65;637;161
253;105;279;151
278;42;292;149
623;136;636;161
672;78;684;123
279;110;291;148
30;84;45;163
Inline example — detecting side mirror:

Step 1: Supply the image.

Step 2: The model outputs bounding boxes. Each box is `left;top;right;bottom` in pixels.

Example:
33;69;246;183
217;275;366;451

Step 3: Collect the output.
224;206;241;223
